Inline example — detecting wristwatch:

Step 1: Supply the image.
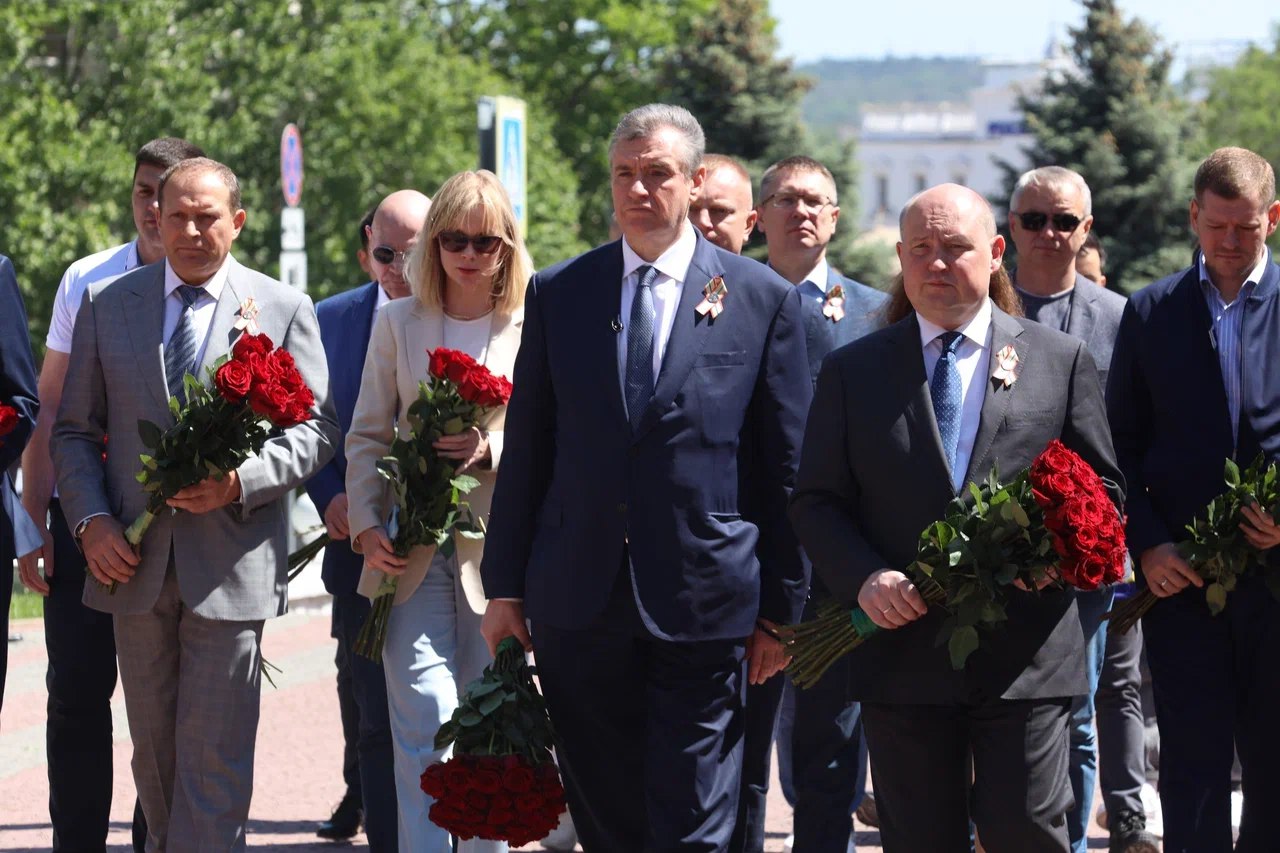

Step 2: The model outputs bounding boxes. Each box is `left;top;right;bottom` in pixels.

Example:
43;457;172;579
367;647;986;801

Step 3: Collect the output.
73;514;103;549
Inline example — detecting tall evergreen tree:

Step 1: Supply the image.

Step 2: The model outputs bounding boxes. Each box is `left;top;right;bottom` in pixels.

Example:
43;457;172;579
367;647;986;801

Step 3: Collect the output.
998;0;1198;293
655;0;892;286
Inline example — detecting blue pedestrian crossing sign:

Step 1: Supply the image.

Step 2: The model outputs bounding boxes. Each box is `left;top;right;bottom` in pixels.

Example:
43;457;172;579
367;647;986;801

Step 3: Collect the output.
478;96;527;238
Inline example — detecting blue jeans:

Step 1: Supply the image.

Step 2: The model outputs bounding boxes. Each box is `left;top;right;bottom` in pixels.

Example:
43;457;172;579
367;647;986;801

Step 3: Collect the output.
383;550;505;853
1067;586;1114;852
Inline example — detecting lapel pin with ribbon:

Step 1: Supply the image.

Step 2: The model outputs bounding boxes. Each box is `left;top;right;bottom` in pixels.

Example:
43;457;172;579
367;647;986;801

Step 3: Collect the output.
822;284;845;322
696;275;728;319
992;344;1020;388
234;296;261;335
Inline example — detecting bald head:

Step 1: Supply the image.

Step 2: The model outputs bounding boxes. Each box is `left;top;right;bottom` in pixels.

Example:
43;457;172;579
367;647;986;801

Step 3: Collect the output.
899;183;997;239
689;156;756;254
368;189;431;299
897;182;1005;329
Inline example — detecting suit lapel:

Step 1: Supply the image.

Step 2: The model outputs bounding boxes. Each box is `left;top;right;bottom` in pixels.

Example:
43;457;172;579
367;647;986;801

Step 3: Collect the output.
963;307;1025;488
633;236;719;440
896;315;954;491
1064;278;1095;342
123;264;170;413
485;306;524;379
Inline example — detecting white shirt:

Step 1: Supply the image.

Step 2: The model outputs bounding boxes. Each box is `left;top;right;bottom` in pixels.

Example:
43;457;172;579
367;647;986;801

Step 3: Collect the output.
443;313;494;363
616;222;697;403
46;241;141;353
162;258;230;374
918;299;993;493
374;282;391;317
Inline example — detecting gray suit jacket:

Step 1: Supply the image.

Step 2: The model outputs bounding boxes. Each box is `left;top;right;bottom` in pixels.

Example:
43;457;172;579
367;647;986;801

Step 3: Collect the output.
53;257;339;620
790;305;1124;703
1062;274;1127;391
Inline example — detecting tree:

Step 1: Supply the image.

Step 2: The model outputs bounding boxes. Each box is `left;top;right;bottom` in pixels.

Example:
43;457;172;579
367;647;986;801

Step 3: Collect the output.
654;0;893;287
0;1;588;353
997;0;1198;293
439;0;715;243
1202;28;1280;252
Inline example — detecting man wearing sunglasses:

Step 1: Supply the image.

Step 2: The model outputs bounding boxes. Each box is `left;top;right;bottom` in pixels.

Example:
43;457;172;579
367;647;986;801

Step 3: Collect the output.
306;189;431;850
1007;167;1149;853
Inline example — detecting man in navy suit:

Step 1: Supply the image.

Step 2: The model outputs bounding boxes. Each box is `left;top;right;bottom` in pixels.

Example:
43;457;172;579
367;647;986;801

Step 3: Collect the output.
1;254;39;711
306;189;430;850
1108;146;1280;853
480;104;812;852
756;155;886;853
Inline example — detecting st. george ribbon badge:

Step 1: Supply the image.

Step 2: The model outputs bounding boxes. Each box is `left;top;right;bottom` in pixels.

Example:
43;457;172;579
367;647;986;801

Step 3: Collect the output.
234;297;262;335
696;275;728;319
822;284;845;322
991;344;1020;388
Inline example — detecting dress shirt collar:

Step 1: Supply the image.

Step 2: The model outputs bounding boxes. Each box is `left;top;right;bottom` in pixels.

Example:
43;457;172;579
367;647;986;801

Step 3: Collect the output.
621;221;698;284
124;240;141;272
1199;248;1269;305
163;257;229;304
374;282;392;312
917;298;993;353
801;257;831;294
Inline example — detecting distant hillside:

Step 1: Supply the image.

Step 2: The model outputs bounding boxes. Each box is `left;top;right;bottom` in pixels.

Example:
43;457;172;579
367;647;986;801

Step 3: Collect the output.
799;57;987;132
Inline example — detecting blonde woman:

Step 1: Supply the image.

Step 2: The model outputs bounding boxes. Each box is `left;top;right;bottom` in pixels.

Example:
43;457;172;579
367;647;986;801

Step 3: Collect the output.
346;170;529;852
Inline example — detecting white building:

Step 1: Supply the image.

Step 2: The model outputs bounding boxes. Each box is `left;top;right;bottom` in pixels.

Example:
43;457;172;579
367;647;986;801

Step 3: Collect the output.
853;53;1067;231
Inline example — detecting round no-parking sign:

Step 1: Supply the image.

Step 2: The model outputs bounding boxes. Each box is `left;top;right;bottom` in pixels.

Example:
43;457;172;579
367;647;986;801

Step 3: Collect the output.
280;123;303;207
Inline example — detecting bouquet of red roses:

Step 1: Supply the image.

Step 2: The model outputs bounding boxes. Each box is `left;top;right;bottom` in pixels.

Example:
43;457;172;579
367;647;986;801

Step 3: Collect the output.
0;404;17;445
780;440;1126;686
1107;454;1280;634
353;347;512;660
113;333;314;591
420;636;567;846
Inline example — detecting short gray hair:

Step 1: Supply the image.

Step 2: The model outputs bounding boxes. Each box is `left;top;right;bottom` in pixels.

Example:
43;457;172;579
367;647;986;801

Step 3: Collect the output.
1010;166;1092;217
158;157;242;211
609;104;705;178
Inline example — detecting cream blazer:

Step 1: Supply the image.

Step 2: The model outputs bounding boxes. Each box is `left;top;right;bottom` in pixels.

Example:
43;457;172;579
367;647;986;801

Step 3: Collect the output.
345;297;523;614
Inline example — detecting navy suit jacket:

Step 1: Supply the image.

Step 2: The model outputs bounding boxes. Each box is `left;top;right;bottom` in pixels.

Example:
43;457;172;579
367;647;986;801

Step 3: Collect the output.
799;267;887;386
481;232;813;641
0;256;38;475
306;281;379;595
1108;259;1280;567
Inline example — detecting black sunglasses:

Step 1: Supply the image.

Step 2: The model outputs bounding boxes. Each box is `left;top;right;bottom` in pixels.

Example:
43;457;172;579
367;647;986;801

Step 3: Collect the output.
438;232;503;254
371;245;410;266
1013;211;1083;233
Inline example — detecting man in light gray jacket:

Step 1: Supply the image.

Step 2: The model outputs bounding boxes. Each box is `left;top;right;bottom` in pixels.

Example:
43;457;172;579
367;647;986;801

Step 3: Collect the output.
53;157;338;851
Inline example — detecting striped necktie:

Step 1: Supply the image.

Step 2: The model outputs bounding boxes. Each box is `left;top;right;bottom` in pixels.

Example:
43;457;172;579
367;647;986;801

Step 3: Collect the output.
165;285;203;402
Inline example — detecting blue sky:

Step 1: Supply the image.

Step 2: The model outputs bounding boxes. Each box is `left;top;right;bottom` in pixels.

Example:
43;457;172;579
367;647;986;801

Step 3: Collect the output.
771;0;1277;65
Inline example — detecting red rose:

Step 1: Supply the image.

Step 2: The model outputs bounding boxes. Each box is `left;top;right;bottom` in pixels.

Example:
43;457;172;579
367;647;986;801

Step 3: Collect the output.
429;348;451;379
1043;471;1078;500
472;769;502;794
214;360;253;401
442;761;472;790
465;789;491;810
421;763;448;799
490;375;513;406
515;793;546;813
487;807;517;825
502;765;535;793
233;333;273;361
458;371;488;404
0;404;18;441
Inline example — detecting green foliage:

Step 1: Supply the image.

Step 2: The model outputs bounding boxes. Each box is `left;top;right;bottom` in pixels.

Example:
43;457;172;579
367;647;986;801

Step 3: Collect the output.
434;636;556;762
800;57;988;132
0;1;587;355
996;0;1198;294
1202;28;1280;253
440;0;715;243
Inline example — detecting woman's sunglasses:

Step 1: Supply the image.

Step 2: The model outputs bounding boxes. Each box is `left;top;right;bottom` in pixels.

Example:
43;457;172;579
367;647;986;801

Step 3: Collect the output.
438;232;504;254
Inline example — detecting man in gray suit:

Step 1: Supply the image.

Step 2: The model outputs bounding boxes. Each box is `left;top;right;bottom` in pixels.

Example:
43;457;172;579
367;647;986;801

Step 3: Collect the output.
53;157;338;851
790;183;1123;852
1007;167;1155;853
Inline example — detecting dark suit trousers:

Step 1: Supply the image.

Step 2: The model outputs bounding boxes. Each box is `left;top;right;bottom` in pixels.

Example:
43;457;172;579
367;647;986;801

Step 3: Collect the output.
332;605;362;803
43;500;146;852
730;673;785;853
1;513;12;712
1143;577;1280;853
532;566;746;853
331;591;398;851
862;698;1072;853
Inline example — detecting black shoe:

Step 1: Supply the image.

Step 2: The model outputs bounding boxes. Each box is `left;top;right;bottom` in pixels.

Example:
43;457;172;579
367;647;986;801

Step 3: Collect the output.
1109;809;1159;853
316;796;363;841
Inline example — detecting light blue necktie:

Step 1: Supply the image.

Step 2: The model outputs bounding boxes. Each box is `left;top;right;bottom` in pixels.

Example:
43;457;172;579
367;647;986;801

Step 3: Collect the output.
931;330;964;478
624;265;659;432
165;285;202;402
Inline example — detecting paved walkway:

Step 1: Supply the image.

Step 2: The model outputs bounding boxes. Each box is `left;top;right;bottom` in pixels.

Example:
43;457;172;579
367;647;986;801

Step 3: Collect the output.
1;602;1113;852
